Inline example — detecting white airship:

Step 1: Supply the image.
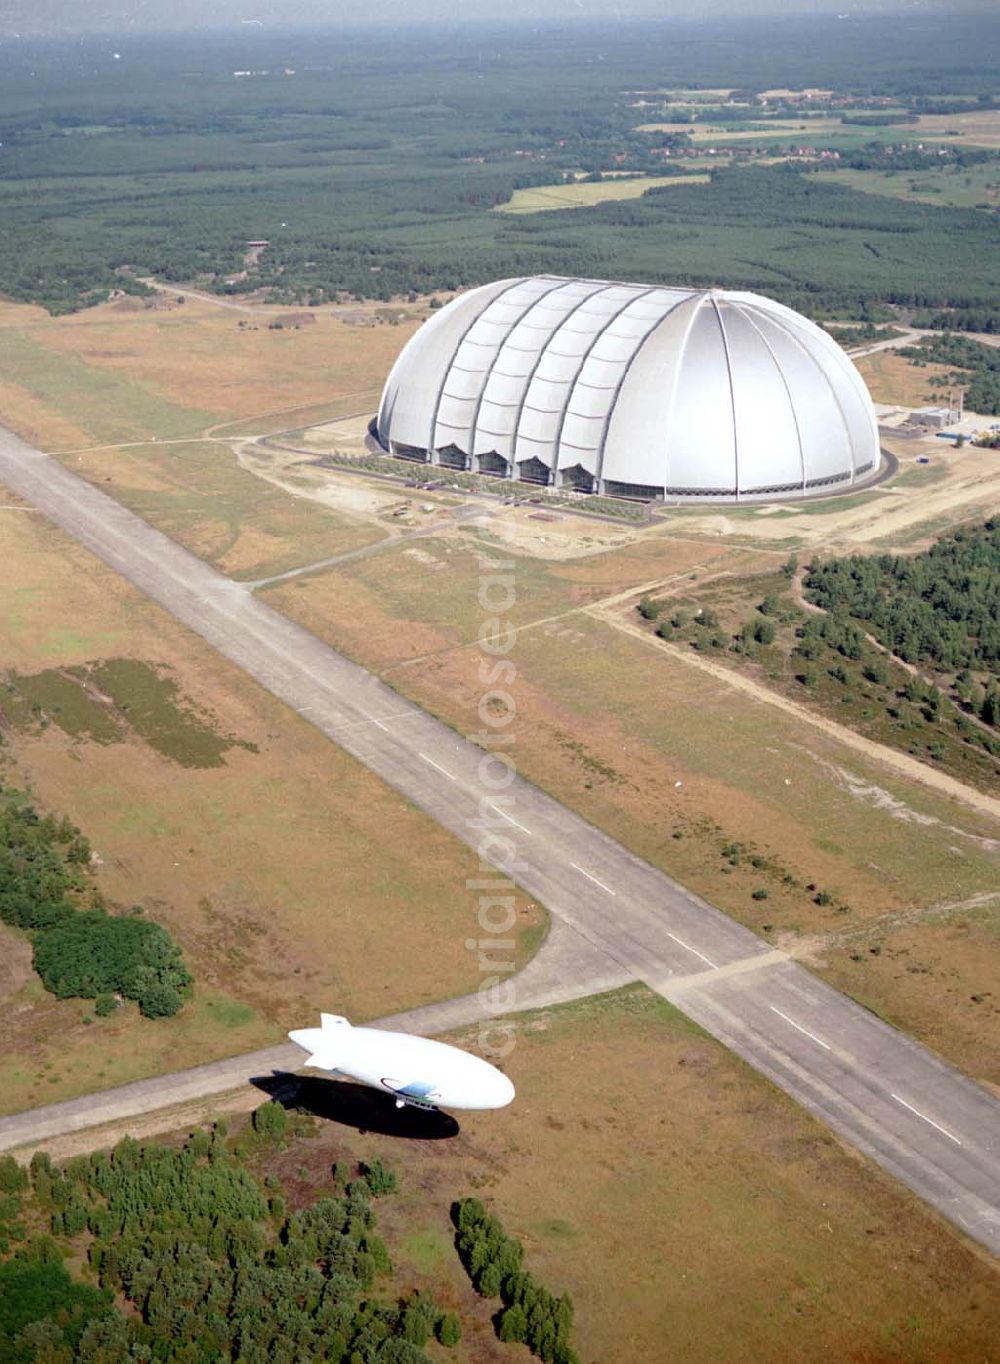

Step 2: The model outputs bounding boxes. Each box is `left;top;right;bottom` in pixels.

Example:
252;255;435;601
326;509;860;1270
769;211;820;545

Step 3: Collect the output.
288;1014;515;1112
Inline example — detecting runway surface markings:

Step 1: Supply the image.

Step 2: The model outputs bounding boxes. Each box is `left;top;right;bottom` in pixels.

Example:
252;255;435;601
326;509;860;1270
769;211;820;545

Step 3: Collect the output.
570;862;616;896
891;1093;963;1146
769;1005;832;1051
419;752;456;780
490;803;532;835
666;931;716;969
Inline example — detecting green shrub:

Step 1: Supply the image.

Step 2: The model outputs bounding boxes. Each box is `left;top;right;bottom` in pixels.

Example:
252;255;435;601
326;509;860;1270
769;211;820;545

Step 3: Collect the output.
251;1101;289;1142
436;1312;461;1347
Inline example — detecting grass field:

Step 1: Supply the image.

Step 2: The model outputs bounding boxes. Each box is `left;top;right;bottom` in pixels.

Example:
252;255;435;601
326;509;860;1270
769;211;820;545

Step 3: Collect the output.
70;439;383;582
263;987;1000;1363
855;351;957;408
0;297;401;579
812;163;1000;210
496;173;710;213
264;530;1000;1086
636;116;851;140
0;296;418;447
0;500;545;1116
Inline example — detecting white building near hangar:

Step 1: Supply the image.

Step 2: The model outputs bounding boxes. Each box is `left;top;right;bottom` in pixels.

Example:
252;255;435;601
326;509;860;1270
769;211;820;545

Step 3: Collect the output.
374;275;881;502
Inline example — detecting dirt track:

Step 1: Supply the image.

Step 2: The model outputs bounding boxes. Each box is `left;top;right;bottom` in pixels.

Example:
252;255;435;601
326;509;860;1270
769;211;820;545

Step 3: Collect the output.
592;605;1000;824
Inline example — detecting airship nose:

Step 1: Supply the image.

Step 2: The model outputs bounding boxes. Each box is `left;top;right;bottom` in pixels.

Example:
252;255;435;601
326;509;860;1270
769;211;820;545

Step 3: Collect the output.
480;1070;515;1109
496;1072;516;1106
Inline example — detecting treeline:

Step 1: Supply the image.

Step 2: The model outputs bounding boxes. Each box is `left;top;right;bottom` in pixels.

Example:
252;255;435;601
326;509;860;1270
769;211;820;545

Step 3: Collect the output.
912;307;1000;334
826;322;903;348
804;521;1000;680
454;1197;578;1364
899;334;1000;414
0;782;190;1017
834;144;998;171
0;1120;461;1362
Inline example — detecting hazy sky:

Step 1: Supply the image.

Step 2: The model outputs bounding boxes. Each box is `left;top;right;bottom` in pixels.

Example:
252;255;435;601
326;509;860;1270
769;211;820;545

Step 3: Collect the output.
0;0;983;38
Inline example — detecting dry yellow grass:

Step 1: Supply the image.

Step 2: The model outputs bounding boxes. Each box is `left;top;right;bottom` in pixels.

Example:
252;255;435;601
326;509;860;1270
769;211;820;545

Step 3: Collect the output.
855;351;956;408
634;108;1000;148
912;108;1000;148
264;531;1000;1086
0;498;544;1115
10;295;415;428
635;117;848;141
496;173;709;214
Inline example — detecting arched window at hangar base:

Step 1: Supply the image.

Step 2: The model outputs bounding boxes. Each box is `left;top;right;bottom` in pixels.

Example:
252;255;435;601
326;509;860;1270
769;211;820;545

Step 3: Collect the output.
477;450;510;478
604;479;664;502
436;444;470;471
517;457;552;486
391;442;430;463
559;464;594;493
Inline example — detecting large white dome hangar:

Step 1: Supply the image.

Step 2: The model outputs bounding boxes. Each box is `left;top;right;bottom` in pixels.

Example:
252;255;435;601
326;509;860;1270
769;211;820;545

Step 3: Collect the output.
373;275;882;503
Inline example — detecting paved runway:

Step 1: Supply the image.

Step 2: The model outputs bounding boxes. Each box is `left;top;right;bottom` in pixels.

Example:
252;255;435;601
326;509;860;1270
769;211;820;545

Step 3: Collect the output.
1;425;998;1255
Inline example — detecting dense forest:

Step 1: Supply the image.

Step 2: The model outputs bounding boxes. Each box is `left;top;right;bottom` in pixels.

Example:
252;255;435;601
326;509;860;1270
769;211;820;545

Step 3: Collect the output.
0;1120;476;1362
804;521;1000;691
0;16;998;316
0;782;190;1018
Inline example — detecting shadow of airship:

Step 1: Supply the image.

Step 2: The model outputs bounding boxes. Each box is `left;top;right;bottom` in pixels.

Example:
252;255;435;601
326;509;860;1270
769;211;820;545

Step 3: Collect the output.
250;1071;460;1139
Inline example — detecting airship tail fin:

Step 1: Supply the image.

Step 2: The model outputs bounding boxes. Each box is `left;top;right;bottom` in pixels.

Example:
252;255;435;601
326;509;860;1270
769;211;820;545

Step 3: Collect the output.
288;1013;352;1070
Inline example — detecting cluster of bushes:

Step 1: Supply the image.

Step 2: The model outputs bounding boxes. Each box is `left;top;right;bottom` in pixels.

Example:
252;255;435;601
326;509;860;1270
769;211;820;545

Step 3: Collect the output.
636;562;1000;775
0;783;190;1018
899;334;1000;414
0;1124;458;1362
454;1198;578;1364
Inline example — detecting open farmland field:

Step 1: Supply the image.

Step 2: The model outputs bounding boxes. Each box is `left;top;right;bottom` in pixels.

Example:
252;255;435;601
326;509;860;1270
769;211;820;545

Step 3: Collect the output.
0;497;544;1116
812;162;1000;211
496;173;709;214
262;526;1000;1087
911;107;1000;149
254;987;1000;1363
635;108;1000;149
635;116;852;140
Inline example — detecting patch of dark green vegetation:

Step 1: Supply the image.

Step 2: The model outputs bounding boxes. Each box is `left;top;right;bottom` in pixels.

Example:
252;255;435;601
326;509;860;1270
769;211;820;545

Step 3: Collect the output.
88;659;255;768
639;553;1000;789
897;334;1000;414
825;322;905;349
804;521;1000;678
0;16;998;318
0;1123;467;1363
0;671;122;745
454;1197;578;1363
0;781;191;1017
0;659;255;768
